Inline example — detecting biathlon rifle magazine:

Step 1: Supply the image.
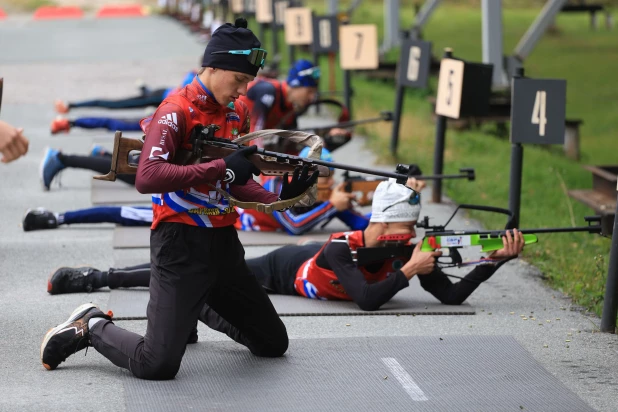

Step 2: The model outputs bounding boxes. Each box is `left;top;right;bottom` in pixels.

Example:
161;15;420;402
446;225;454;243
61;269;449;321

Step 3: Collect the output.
355;204;609;268
93;127;422;211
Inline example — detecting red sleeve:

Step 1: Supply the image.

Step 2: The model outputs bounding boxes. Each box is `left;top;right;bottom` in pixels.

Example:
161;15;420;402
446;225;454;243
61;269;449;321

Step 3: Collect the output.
229;178;279;204
135;103;226;194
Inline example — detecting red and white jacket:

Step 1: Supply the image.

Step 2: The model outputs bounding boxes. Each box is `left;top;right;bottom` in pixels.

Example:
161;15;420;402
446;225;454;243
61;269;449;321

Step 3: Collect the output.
294;231;408;300
136;77;278;229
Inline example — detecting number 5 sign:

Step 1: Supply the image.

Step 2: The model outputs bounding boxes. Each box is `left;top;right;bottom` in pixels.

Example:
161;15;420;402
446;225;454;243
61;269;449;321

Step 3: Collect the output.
339;24;379;70
510;78;566;145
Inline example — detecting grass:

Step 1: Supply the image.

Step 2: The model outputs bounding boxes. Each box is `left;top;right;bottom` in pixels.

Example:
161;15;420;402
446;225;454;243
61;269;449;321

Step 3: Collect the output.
248;3;615;322
0;0;55;12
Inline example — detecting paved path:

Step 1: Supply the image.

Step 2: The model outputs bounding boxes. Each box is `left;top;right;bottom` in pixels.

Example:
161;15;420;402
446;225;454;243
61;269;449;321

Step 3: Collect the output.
0;15;617;412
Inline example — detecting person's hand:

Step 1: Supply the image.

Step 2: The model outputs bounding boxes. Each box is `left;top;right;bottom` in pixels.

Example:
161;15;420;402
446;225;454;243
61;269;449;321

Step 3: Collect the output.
279;165;319;200
329;182;356;211
328;127;349;136
488;229;525;259
0;121;29;163
223;145;261;185
400;242;442;279
406;177;426;192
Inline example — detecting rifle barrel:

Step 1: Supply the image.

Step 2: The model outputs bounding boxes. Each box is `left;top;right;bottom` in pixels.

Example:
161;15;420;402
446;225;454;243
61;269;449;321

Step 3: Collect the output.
296;115;391;132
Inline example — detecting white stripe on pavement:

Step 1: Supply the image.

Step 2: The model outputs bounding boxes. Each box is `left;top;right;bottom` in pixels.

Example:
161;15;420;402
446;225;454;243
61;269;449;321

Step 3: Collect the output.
381;358;428;401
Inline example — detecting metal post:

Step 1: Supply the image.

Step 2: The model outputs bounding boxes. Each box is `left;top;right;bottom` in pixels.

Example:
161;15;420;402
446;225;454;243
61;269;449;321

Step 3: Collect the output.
513;0;568;61
389;84;405;156
508;143;524;227
289;45;296;67
481;0;508;88
431;48;452;204
271;0;279;62
381;0;401;54
313;52;321;114
410;0;442;39
259;23;266;47
327;0;338;15
343;69;352;119
601;204;618;333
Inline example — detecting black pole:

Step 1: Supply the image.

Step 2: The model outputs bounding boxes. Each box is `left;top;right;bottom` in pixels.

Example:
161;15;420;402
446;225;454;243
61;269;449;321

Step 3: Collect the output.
390;84;405;156
508;67;525;228
259;23;266;47
601;207;618;333
431;48;453;204
313;51;321;114
289;45;296;67
271;0;279;63
343;70;352;119
508;143;524;228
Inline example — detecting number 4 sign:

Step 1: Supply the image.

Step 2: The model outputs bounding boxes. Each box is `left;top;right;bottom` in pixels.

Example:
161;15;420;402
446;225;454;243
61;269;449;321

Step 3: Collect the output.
510;78;566;145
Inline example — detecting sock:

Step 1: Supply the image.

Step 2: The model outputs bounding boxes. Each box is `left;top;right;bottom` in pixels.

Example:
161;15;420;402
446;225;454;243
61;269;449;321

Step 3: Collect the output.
56;213;64;225
88;317;104;329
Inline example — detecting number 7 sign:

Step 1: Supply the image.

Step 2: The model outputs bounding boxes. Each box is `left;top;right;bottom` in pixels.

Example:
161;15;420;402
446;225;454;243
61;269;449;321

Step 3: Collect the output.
510;78;566;145
339;24;378;70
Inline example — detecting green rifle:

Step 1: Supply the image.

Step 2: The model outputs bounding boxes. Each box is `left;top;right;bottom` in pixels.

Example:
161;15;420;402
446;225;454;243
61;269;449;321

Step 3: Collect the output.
355;204;608;268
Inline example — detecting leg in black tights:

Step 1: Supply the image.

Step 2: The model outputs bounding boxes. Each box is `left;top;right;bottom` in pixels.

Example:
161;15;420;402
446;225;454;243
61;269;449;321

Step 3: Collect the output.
57;153;136;185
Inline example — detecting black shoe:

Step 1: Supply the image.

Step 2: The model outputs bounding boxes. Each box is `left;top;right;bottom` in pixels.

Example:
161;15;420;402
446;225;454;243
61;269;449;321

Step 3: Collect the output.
47;267;101;295
41;303;113;370
187;326;199;344
22;208;58;231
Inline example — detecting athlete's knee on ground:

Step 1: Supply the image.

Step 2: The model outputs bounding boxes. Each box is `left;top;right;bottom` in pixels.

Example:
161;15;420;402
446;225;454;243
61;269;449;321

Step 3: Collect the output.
132;357;182;381
252;321;289;357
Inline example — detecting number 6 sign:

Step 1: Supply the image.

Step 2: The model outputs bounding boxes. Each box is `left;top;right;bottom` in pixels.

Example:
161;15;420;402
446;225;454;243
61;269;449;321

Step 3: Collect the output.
510;78;566;145
397;39;432;88
339;24;378;70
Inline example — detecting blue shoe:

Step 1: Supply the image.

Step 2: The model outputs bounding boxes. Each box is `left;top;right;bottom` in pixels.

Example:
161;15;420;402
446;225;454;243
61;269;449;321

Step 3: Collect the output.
90;144;109;157
39;148;66;191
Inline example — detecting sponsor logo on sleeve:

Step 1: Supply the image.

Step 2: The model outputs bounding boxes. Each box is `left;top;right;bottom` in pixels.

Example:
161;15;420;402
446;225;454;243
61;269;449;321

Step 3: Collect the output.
157;112;179;132
149;146;170;161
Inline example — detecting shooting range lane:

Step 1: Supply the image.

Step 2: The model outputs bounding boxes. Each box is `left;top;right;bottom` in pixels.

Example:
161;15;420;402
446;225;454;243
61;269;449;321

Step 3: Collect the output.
1;8;617;412
107;276;474;320
122;336;593;412
91;179;151;205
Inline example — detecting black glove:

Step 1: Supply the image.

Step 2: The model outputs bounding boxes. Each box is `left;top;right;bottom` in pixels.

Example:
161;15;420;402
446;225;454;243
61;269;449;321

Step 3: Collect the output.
279;165;319;200
223;145;261;185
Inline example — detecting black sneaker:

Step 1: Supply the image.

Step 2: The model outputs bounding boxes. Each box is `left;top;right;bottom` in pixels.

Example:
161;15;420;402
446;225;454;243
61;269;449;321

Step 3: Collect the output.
22;208;58;231
41;303;113;371
187;325;199;344
47;267;101;295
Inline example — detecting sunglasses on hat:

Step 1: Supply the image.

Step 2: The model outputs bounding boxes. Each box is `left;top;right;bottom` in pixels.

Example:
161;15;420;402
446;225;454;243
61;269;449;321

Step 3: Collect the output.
381;189;421;213
211;48;268;69
297;66;321;80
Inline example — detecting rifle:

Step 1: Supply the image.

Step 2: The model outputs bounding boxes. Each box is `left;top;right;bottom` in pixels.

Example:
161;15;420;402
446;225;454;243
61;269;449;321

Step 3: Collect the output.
296;110;394;133
355;204;608;268
333;166;475;206
93;127;422;212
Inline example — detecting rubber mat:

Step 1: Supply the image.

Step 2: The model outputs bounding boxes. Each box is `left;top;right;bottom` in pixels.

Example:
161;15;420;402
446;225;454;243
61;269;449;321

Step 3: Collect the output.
91;179;150;205
122;335;594;412
113;226;337;249
107;277;474;319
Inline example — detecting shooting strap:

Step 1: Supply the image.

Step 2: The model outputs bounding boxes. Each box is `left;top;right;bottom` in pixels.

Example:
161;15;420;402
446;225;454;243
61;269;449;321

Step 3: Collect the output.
207;184;311;214
223;129;323;213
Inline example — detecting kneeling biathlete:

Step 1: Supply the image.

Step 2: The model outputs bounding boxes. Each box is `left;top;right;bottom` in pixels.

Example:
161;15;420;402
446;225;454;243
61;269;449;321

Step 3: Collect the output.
48;180;525;311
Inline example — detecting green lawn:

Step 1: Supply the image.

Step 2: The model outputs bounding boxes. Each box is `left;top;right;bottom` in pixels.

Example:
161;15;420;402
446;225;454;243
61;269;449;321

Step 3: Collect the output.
249;2;616;324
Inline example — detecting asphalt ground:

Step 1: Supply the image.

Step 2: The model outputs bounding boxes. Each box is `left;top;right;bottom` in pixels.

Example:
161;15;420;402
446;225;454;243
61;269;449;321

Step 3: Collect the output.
1;15;617;412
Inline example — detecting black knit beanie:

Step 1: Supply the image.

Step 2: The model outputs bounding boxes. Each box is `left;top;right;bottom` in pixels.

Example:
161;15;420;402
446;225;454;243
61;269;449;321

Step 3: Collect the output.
202;18;263;77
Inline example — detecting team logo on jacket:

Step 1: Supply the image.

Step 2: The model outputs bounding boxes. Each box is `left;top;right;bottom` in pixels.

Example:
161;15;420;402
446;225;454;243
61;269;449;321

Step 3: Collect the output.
231;128;239;136
188;106;196;119
226;112;240;123
157;113;179;132
224;169;235;183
